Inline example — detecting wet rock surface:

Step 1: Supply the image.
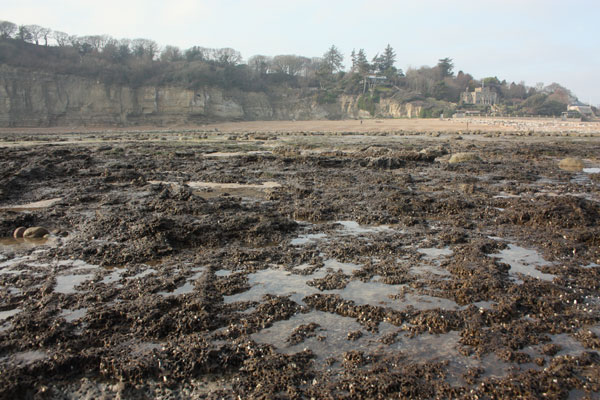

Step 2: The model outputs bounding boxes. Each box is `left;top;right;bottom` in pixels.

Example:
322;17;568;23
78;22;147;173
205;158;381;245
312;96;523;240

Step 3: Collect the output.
0;130;599;398
22;226;49;238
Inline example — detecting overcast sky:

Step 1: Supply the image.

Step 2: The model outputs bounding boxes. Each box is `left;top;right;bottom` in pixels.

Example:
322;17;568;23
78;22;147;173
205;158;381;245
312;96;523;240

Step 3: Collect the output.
3;0;599;105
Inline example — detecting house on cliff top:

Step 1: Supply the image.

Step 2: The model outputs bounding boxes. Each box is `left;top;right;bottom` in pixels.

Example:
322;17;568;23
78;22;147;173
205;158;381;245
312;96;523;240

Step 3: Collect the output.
567;101;595;117
461;87;497;106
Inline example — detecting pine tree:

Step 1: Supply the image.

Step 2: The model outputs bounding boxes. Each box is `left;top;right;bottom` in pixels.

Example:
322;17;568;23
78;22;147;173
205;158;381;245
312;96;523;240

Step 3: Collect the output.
437;57;454;77
356;49;370;75
350;49;357;72
382;44;396;71
372;45;396;73
322;45;344;74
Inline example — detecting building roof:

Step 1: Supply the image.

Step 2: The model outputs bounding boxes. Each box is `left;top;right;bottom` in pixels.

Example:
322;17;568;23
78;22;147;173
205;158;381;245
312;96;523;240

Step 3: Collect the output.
366;75;387;80
570;100;588;107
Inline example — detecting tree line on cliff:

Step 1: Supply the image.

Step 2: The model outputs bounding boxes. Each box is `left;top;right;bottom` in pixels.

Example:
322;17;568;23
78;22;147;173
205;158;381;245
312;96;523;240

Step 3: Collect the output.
0;20;586;117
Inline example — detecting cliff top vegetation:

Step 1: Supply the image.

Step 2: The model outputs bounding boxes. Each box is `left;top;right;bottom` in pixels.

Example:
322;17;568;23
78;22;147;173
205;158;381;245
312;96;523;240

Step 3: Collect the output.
0;20;588;117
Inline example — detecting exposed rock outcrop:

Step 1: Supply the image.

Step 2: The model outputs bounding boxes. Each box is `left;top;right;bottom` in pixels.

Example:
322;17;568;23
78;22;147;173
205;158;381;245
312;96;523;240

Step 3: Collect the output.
0;65;430;127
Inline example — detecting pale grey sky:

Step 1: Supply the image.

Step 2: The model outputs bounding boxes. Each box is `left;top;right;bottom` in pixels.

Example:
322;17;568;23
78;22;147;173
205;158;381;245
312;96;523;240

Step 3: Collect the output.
3;0;599;105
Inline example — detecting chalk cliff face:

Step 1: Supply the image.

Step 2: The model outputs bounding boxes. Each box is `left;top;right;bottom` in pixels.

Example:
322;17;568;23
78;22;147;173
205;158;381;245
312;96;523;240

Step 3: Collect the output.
0;65;420;127
338;95;423;119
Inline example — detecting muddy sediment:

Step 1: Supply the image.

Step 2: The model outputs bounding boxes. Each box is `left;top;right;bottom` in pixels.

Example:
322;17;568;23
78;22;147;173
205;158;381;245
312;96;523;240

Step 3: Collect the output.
0;128;599;398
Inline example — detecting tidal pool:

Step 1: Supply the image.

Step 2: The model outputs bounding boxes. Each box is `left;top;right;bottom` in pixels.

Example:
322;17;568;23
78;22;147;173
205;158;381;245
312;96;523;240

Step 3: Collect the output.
252;312;511;383
157;268;205;297
224;267;327;305
489;244;556;284
0;308;21;321
336;220;393;236
128;268;157;280
55;273;95;294
290;233;328;246
59;308;88;323
225;261;458;311
101;268;124;285
290;220;395;246
417;247;453;260
4;350;49;366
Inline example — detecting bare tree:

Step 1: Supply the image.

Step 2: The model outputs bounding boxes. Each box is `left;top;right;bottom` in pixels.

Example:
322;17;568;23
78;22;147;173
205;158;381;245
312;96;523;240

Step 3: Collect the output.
106;38;130;61
39;27;52;46
118;38;131;50
17;25;32;42
104;36;119;48
184;46;207;61
212;48;242;65
535;82;544;92
405;66;437;96
81;35;111;51
160;45;182;62
66;35;94;55
145;40;159;60
503;81;527;100
0;20;17;38
248;55;271;75
100;38;119;61
25;24;44;44
51;30;69;46
271;55;308;76
67;35;80;47
305;57;323;78
132;38;159;60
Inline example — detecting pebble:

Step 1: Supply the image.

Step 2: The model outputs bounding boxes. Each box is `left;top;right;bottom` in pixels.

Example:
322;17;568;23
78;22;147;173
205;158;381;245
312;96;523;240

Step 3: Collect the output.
448;152;480;164
23;226;50;238
13;226;27;239
558;157;584;172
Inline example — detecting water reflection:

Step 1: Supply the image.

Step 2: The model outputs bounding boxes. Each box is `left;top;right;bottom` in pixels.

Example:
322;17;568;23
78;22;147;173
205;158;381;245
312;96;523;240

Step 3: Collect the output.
489;244;556;284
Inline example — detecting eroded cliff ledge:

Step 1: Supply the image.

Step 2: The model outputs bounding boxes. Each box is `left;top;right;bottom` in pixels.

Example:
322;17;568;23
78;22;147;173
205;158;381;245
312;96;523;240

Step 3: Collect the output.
0;65;423;127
